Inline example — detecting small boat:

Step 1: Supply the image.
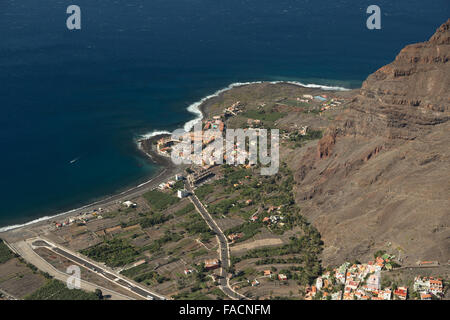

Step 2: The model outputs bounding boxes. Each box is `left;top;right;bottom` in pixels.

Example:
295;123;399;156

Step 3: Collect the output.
69;157;80;164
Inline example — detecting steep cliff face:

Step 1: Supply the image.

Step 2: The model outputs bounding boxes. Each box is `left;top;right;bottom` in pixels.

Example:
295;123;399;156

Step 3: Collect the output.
292;19;450;266
344;19;450;140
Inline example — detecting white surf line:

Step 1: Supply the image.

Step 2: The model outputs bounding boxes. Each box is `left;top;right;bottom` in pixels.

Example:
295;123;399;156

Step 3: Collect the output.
138;80;351;138
0;168;169;233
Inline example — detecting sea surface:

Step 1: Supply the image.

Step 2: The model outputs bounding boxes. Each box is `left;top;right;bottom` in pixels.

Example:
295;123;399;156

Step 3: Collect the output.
0;0;448;229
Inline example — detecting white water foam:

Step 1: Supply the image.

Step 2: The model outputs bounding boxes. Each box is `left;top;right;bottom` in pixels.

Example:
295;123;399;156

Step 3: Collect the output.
0;209;83;233
141;80;350;136
182;80;350;132
139;130;172;140
0;167;170;233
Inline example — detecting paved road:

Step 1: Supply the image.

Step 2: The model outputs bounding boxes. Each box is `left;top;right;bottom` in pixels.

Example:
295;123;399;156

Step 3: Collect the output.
184;182;246;300
31;238;165;300
9;240;134;300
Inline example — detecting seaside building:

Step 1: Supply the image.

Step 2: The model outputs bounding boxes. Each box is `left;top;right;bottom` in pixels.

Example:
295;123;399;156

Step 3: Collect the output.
122;201;137;208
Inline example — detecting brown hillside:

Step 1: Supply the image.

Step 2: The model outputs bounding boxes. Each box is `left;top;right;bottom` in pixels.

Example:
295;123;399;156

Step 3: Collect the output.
291;19;450;266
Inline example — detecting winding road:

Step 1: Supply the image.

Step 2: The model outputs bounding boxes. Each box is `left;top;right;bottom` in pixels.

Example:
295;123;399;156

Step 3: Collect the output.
184;181;246;300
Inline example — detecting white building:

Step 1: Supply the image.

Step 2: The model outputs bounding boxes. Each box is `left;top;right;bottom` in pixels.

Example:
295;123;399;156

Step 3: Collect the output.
122;201;137;208
177;189;189;199
316;277;323;291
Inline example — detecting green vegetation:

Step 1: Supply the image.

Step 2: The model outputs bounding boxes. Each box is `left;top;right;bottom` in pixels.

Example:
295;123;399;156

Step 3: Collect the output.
221;166;252;185
25;279;99;300
141;231;183;254
374;250;386;259
255;257;304;265
195;184;215;201
232;226;323;285
143;190;179;211
0;240;15;264
179;213;215;241
289;129;323;147
120;262;150;278
174;203;195;217
172;290;212;300
225;222;262;243
134;271;168;284
209;199;237;216
208;287;228;299
241;109;286;123
139;212;173;228
81;238;141;267
190;248;208;259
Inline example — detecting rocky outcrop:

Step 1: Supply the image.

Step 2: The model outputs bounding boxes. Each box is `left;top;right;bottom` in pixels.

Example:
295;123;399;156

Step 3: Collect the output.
292;19;450;266
339;19;450;140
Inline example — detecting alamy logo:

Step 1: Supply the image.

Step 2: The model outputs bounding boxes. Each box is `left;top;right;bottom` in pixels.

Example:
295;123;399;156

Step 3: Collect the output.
66;5;81;30
66;265;81;289
170;122;279;175
366;5;381;30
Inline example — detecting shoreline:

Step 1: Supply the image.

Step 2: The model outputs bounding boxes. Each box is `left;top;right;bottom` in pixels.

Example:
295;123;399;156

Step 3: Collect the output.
0;136;182;234
0;80;350;235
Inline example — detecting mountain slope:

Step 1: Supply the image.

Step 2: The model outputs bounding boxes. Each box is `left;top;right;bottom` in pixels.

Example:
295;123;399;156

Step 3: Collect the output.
291;19;450;266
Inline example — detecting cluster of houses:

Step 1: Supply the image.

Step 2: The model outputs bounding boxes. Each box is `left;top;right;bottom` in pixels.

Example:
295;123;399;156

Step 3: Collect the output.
156;101;241;163
227;233;244;243
247;205;286;228
155;99;282;170
262;215;285;226
320;97;344;112
223;101;243;117
203;116;225;132
158;174;184;191
413;276;444;300
247;118;262;128
295;94;346;113
305;254;446;300
234;270;278;289
54;209;103;229
156;174;190;199
247;205;286;225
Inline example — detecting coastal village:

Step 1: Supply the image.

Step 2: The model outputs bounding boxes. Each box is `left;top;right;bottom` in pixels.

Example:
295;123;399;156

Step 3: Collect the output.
154;93;347;167
0;83;448;301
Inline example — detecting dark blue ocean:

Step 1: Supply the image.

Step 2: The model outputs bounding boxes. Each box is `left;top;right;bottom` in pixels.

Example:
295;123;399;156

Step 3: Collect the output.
0;0;448;228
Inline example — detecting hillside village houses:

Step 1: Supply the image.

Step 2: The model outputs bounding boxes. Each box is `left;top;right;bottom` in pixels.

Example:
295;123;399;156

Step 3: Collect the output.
307;253;446;300
413;276;444;296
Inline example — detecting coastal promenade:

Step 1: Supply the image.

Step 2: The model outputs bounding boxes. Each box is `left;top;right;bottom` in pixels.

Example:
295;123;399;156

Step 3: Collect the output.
184;181;247;300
